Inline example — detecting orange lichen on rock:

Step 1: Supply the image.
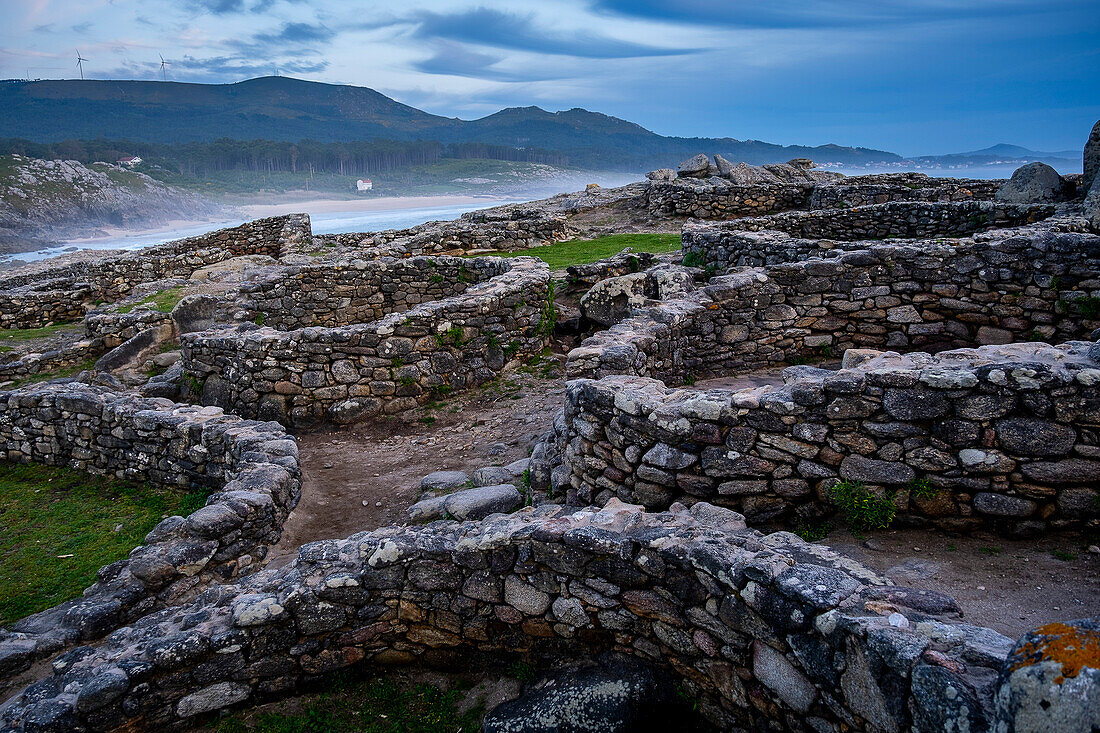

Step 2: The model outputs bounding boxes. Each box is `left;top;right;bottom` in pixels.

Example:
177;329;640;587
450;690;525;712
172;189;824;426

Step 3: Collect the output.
1009;622;1100;682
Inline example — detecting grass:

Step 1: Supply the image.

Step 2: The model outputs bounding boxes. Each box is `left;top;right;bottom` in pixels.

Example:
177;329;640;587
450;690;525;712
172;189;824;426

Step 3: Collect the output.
794;519;834;542
4;359;96;389
115;287;185;315
0;322;81;344
0;461;203;625
214;673;485;733
496;233;680;271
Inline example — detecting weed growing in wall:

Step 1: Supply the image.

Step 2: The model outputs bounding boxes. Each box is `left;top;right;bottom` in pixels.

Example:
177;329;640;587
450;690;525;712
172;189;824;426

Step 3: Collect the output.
829;480;897;531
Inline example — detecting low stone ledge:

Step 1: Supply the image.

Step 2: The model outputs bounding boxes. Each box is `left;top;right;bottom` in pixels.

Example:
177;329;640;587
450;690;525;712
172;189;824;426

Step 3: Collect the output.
0;499;1090;732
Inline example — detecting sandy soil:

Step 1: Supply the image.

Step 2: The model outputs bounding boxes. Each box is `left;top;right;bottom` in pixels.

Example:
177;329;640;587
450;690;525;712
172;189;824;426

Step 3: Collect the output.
267;357;566;567
821;526;1100;638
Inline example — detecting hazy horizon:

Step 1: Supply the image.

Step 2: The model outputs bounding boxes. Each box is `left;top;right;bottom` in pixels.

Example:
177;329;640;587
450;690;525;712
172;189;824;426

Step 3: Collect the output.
2;1;1096;157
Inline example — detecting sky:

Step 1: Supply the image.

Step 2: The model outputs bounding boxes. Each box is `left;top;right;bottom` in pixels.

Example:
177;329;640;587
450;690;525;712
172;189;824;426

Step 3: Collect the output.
1;0;1097;156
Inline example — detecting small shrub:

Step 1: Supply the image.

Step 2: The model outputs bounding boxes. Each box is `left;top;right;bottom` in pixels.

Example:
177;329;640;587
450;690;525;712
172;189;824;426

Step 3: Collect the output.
506;661;535;683
829;480;897;531
1052;549;1076;562
536;282;558;337
253;313;266;326
794;519;833;542
908;477;940;500
682;373;696;386
682;251;706;269
435;326;464;347
399;376;417;387
979;546;1002;556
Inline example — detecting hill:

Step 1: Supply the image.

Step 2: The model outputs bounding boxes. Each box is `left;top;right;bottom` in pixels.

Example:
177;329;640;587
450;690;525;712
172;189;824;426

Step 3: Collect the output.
0;77;900;171
0;154;219;253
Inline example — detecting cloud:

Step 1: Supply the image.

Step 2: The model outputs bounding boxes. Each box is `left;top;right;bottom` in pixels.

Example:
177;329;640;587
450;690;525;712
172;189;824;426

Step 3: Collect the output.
410;7;693;59
412;41;565;82
70;22;92;34
190;0;248;14
253;21;333;45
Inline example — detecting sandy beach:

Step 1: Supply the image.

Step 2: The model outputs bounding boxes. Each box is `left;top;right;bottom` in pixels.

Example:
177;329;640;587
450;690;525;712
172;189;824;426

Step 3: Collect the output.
239;194;512;219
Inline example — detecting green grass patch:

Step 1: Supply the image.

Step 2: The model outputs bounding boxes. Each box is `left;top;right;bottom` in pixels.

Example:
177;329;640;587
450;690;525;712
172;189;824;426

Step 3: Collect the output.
496;233;680;270
0;322;81;343
829;480;897;532
115;286;185;315
5;359;96;389
0;461;202;625
214;674;484;733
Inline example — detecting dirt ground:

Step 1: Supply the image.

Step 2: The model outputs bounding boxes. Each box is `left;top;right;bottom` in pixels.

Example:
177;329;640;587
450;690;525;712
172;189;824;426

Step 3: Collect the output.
267;355;567;567
269;352;1098;639
820;526;1100;638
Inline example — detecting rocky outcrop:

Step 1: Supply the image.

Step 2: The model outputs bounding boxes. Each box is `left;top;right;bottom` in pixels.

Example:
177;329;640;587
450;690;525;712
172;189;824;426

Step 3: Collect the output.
579;265;694;326
0;155;220;253
1084;119;1100;192
996;162;1070;203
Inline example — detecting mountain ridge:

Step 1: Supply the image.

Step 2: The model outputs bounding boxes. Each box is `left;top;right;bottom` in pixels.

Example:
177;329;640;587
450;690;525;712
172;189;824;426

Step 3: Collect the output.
0;76;899;170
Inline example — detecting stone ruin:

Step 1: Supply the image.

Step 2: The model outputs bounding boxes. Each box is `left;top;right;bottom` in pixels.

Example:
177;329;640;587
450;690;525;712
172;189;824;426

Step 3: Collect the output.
0;139;1099;732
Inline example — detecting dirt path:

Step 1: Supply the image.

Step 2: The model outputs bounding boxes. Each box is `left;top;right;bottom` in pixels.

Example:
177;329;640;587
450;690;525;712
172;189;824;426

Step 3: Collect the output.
822;526;1100;638
267;356;567;567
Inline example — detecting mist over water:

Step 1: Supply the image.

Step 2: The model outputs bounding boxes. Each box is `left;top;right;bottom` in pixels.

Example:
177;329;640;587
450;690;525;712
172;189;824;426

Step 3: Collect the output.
1;199;524;267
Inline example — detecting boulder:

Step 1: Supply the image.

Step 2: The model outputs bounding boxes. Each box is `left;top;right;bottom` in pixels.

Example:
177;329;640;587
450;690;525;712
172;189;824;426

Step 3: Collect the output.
645;169;675;182
676;154;711;178
580;266;694;326
1084;174;1100;232
419;470;470;492
994;618;1100;732
189;255;278;282
483;658;681;733
726;162;782;185
171;294;221;334
94;324;174;373
713;153;735;178
407;484;522;522
1084;119;1100;191
996;162;1069;204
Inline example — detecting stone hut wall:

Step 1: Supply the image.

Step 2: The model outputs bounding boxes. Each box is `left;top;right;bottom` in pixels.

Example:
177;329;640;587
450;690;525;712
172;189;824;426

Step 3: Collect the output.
645;180;814;219
4;498;1066;733
710;200;1051;242
569;231;1100;381
239;257;509;330
808;176;1003;209
0;383;300;678
181;257;552;428
0;215;310;330
554;342;1100;532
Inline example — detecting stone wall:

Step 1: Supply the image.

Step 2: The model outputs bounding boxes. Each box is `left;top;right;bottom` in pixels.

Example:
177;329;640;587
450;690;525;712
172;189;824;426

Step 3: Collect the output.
239;257;509;330
708;201;1052;242
182;257;552;428
5;497;1077;733
645;180;814;219
0;215;310;329
808;175;1003;209
569;230;1100;381
554;342;1100;533
0;383;300;678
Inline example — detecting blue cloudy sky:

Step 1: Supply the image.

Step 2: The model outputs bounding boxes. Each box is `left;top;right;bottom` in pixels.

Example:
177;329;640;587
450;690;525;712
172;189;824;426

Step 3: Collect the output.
1;0;1097;156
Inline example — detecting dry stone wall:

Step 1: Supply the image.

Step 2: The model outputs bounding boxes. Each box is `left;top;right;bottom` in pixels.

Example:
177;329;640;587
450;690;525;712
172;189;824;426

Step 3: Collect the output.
0;383;300;678
4;498;1073;733
808;175;1003;209
239;257;508;330
706;201;1052;242
0;215;310;329
182;257;552;428
554;342;1100;533
645;180;814;219
570;230;1100;381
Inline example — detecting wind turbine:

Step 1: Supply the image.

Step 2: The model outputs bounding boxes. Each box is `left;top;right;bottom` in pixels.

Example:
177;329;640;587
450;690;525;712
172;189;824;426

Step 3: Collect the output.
75;50;88;80
159;54;170;82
